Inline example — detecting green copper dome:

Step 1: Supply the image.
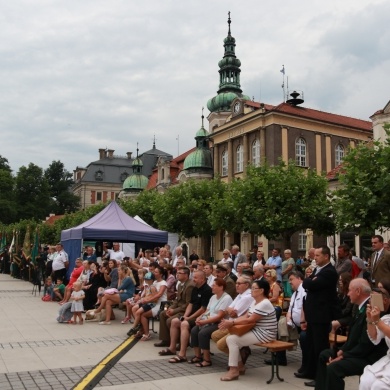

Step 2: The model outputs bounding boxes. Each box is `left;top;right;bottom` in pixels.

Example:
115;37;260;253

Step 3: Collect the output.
183;149;212;170
122;174;148;191
207;92;250;112
207;13;249;113
132;158;143;167
196;126;209;138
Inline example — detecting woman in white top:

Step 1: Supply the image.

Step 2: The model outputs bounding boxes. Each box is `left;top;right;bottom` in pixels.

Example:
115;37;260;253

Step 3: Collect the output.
139;266;167;341
219;278;277;381
188;278;233;367
360;282;390;390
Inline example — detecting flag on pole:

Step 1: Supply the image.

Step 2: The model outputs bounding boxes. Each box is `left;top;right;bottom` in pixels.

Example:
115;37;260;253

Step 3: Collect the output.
9;231;15;256
0;231;6;254
30;228;39;266
280;65;285;75
22;226;32;260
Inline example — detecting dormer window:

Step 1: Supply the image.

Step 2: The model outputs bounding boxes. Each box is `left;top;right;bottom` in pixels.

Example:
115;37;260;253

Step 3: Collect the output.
95;170;103;181
120;172;128;182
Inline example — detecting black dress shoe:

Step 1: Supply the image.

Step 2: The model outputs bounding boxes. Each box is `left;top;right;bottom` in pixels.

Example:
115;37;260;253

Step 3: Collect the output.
154;341;169;347
264;359;287;366
297;367;304;374
304;380;316;387
294;372;311;379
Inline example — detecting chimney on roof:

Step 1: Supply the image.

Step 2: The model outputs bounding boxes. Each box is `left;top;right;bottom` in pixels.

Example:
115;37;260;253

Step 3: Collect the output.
99;148;106;159
126;152;132;159
107;149;115;159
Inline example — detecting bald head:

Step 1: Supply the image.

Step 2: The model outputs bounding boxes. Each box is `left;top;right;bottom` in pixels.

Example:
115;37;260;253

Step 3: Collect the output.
348;278;371;305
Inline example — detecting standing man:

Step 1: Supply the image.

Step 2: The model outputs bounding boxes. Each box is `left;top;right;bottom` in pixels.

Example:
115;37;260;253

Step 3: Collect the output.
155;267;194;348
83;246;97;263
231;245;246;271
335;244;352;275
264;248;283;282
172;246;186;267
107;242;125;264
298;246;339;386
370;234;390;287
52;243;68;284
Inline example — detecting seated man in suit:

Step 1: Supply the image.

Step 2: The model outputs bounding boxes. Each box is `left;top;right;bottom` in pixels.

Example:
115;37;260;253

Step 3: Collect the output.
311;278;387;390
154;267;194;348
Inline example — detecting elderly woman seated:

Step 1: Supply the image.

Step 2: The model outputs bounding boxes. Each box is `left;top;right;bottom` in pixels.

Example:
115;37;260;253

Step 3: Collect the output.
92;265;135;325
219;278;277;381
183;278;232;367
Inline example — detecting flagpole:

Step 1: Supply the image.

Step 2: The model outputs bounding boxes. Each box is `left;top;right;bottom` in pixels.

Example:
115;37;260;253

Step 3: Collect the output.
280;65;285;102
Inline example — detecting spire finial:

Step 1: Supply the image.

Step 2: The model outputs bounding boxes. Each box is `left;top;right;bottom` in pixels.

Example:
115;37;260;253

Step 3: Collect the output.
153;134;156;149
227;11;231;36
136;142;139;158
201;107;204;127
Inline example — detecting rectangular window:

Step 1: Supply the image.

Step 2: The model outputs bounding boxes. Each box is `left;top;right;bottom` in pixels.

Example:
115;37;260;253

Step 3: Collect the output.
298;229;307;251
96;192;102;201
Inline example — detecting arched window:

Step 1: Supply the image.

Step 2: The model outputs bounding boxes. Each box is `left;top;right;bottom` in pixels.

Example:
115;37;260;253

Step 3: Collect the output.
221;151;228;176
335;144;345;166
295;138;307;167
252;139;260;167
236;145;243;172
161;168;165;180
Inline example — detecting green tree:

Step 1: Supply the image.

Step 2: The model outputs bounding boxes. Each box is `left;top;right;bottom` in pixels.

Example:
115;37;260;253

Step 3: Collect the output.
0;155;11;172
15;163;51;220
45;160;80;214
211;162;334;247
333;124;390;234
0;167;17;224
120;190;162;227
152;179;226;259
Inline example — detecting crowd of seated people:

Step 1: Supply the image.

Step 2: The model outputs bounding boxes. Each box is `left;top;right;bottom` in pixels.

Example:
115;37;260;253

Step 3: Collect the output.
28;239;390;387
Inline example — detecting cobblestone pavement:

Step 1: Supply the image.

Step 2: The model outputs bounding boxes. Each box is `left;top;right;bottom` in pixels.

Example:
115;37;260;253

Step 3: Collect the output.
0;347;301;389
0;274;359;390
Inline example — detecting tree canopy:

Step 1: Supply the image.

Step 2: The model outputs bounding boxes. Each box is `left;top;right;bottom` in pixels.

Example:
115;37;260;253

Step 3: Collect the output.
211;162;334;245
334;124;390;234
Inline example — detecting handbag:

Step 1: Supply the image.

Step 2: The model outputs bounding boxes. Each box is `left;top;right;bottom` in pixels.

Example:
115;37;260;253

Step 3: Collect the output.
229;323;255;336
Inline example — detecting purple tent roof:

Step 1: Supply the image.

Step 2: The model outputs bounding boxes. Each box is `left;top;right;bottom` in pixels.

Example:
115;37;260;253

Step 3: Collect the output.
60;201;167;243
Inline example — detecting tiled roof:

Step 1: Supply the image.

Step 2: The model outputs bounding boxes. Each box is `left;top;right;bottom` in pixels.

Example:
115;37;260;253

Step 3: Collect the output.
326;164;345;181
44;215;64;225
271;103;372;132
146;148;196;189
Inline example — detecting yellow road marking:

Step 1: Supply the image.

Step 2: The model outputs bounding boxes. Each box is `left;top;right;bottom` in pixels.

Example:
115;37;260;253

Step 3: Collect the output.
73;335;135;390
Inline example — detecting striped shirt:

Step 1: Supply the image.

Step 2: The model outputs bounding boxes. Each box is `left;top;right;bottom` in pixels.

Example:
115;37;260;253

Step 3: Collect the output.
249;298;278;342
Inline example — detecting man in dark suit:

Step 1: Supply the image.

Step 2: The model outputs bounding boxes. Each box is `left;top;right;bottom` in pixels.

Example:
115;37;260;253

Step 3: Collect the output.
313;278;387;390
370;235;390;287
154;267;194;347
297;245;339;385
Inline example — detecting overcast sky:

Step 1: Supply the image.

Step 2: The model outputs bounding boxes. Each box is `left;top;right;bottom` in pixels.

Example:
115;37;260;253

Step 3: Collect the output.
0;0;389;174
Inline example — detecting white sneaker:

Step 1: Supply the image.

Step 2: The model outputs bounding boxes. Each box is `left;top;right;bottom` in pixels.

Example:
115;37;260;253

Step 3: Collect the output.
98;321;111;325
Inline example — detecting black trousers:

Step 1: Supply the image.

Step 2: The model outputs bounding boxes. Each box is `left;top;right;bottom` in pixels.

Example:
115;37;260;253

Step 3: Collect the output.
315;348;368;390
305;322;330;379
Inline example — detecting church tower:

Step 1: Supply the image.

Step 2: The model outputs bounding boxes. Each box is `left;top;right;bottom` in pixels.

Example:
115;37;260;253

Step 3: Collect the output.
207;13;250;132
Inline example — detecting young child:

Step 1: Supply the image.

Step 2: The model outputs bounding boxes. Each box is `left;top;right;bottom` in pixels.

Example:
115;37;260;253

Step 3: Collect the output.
41;277;53;301
53;277;65;302
126;272;157;336
70;281;85;324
